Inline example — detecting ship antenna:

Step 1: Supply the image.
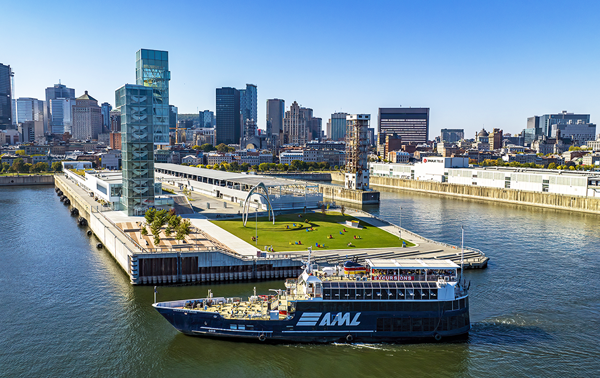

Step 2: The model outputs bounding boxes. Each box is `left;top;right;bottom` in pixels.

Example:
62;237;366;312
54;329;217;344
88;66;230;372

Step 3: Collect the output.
307;246;312;273
460;225;464;284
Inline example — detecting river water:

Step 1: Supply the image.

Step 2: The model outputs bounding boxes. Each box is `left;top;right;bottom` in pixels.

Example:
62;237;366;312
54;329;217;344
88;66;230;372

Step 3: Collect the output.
0;186;598;377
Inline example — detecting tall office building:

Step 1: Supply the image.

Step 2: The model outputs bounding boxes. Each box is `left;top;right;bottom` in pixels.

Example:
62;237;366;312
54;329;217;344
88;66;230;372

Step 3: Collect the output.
266;99;284;137
110;110;121;132
136;49;170;145
16;98;45;140
115;84;155;216
18;121;36;143
16;97;45;123
215;87;241;145
440;128;464;143
378;108;429;143
169;105;178;131
72;91;102;140
101;102;112;132
199;110;215;128
48;98;75;134
0;63;14;129
283;101;308;145
330;112;348;141
240;84;257;133
488;128;503;150
45;83;75;134
309;117;322;141
539;111;590;138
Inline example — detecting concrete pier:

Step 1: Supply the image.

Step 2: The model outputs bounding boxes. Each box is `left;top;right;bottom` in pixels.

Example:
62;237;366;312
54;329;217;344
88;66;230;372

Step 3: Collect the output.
55;174;303;285
55;172;488;285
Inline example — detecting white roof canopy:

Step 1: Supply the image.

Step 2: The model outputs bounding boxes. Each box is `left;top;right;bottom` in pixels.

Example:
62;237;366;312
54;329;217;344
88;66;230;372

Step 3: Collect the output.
366;259;459;270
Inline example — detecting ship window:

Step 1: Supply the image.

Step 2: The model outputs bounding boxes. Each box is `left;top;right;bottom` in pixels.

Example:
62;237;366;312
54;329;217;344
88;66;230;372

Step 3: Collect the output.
430;289;437;298
421;289;430;300
397;289;405;299
230;324;237;329
401;318;410;332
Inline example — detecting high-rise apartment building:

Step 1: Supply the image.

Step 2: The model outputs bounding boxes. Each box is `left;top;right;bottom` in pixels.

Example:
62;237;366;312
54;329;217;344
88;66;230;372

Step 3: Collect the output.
45;83;75;134
329;112;348;141
440;128;464;143
115;84;155;216
72;91;102;140
283;101;308;145
110;110;121;132
101;102;112;132
136;49;170;145
199;110;215;128
0;63;14;129
378;108;429;143
216;87;241;145
266;99;284;137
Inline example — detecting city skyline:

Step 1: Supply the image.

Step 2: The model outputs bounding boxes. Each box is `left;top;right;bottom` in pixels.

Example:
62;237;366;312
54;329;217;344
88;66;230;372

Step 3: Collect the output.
3;0;600;139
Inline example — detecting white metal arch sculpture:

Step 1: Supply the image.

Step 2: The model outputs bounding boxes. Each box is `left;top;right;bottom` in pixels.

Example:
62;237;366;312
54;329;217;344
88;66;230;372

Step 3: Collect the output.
242;182;276;227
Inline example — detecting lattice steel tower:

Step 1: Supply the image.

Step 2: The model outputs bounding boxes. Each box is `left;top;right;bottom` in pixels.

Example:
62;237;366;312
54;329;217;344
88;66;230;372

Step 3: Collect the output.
345;114;370;190
116;84;155;215
136;49;170;145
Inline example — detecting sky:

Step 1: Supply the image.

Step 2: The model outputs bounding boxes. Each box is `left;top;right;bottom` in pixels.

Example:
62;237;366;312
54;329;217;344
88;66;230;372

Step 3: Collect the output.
2;0;600;138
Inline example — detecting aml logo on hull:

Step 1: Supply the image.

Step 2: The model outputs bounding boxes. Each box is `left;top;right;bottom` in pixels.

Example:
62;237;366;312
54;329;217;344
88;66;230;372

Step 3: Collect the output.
296;312;361;327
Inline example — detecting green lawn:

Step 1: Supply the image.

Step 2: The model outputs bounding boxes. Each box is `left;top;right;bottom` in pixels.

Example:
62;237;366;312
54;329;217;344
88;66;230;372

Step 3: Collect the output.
211;212;414;252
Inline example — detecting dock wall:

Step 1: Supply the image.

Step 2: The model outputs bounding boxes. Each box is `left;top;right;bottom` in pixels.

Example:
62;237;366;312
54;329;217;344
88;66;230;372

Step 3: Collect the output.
318;184;380;205
369;176;600;214
0;175;54;186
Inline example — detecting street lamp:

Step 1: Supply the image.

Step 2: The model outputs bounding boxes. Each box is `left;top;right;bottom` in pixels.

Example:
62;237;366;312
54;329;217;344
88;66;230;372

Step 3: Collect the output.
399;206;402;240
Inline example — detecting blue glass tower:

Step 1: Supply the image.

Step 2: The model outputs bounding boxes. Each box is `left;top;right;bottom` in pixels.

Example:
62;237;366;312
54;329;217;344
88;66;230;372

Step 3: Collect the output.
136;49;170;145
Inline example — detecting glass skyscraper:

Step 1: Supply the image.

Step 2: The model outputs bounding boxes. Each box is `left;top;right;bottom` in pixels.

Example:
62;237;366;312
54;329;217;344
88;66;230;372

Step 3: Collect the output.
116;84;155;216
0;63;14;129
136;49;170;145
215;87;240;145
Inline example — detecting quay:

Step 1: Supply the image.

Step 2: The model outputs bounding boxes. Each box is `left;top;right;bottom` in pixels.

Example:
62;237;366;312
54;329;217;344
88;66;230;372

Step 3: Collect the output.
54;169;488;286
0;174;54;186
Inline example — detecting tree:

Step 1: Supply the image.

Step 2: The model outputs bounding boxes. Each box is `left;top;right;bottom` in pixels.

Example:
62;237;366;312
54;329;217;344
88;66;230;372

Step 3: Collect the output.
200;143;215;152
321;204;326;215
192;145;201;150
12;158;24;173
15;150;26;156
340;205;345;217
155;209;169;227
547;162;557;169
145;208;156;225
164;225;172;237
240;162;250;172
259;163;269;172
51;162;63;172
168;214;181;230
32;162;49;173
276;163;285;171
22;163;32;173
216;143;230;153
251;164;259;171
175;219;192;243
1;162;10;173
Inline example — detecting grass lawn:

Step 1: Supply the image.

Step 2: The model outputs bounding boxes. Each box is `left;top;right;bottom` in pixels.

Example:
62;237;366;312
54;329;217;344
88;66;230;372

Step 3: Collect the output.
211;212;414;252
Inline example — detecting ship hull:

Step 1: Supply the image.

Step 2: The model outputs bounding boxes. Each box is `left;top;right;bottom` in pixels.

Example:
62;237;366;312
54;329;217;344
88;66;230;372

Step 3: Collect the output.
154;298;470;343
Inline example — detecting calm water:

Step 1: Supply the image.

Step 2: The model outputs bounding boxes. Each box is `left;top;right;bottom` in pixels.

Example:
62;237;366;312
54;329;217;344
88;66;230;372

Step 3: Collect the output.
0;186;598;377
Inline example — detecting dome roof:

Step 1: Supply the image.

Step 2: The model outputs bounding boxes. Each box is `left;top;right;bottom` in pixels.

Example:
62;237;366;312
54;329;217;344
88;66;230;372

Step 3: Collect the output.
478;128;489;137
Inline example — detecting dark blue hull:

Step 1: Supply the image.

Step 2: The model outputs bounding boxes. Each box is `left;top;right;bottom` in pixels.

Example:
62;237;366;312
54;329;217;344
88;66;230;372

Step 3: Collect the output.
154;298;470;343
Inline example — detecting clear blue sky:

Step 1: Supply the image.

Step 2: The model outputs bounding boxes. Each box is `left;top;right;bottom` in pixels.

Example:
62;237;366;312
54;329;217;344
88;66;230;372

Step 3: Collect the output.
3;0;599;138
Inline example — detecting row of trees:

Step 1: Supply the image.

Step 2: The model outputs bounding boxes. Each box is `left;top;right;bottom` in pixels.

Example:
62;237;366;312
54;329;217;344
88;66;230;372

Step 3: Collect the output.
191;143;235;153
141;208;192;246
474;158;595;171
0;159;63;174
182;160;341;173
